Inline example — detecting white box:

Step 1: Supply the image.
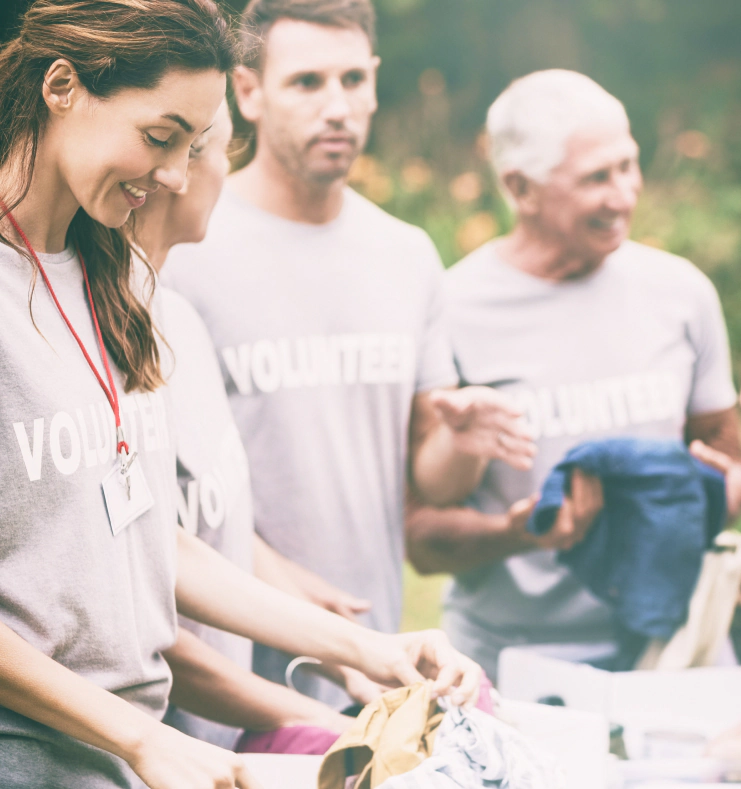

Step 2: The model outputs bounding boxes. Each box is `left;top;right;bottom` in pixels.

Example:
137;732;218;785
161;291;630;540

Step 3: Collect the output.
499;698;610;789
241;753;322;788
498;648;741;749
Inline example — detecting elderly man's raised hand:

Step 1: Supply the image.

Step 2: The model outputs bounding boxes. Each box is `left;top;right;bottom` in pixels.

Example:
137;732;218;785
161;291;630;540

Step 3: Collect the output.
429;386;536;471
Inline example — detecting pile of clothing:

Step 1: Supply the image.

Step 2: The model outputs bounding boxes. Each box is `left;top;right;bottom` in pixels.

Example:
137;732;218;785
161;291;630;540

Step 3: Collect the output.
317;682;564;789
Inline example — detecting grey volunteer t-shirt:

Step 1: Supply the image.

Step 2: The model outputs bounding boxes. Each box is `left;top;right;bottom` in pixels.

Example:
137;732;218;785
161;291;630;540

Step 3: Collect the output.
164;185;457;705
0;244;178;788
443;240;737;678
157;285;254;749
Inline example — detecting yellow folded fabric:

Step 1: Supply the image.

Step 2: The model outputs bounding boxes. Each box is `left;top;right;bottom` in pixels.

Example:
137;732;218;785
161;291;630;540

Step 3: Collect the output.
318;683;444;789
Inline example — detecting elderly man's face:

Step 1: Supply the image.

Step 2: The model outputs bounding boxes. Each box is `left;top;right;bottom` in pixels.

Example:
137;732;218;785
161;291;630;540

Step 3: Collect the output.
535;125;642;269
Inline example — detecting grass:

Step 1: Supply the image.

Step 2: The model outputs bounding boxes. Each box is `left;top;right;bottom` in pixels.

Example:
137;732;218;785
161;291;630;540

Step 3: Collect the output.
400;562;450;632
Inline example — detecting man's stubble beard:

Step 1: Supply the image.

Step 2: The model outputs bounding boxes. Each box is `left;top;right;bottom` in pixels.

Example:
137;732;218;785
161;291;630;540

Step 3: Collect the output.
267;123;366;188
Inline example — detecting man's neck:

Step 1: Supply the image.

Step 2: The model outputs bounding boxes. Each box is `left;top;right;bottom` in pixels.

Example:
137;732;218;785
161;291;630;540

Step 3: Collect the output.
496;222;605;282
228;150;345;225
0;140;79;254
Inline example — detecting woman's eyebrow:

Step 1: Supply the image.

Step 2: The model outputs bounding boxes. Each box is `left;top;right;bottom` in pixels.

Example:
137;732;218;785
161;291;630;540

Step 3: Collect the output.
161;113;195;133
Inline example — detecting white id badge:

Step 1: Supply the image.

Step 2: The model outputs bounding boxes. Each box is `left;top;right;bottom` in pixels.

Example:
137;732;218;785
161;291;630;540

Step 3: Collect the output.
102;455;154;536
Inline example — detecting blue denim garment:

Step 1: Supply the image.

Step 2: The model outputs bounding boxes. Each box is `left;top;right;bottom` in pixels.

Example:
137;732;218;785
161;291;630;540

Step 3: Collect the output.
527;438;726;656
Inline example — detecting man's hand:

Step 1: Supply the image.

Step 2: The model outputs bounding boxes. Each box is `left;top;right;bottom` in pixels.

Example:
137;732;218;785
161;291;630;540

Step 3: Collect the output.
690;439;741;518
535;469;603;551
429;386;536;470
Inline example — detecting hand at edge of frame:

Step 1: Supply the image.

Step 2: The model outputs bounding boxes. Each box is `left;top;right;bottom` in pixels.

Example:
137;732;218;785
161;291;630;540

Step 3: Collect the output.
127;719;262;789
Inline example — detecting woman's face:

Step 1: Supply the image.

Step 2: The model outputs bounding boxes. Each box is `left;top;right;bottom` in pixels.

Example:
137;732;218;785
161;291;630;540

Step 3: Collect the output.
167;100;233;246
134;101;232;259
49;65;226;228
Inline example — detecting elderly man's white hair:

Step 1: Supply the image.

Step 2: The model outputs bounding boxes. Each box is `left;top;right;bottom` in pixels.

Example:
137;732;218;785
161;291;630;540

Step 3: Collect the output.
487;69;630;193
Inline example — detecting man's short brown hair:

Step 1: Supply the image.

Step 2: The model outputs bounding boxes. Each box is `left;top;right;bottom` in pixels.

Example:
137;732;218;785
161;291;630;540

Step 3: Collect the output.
240;0;376;69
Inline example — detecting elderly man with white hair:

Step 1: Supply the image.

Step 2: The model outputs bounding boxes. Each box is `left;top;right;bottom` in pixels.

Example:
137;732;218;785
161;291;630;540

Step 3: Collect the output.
406;69;741;678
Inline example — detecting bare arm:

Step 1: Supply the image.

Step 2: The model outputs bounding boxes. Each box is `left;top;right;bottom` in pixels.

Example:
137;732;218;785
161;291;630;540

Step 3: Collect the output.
409;388;536;507
164;628;349;734
405;496;539;576
686;407;741;460
687;407;741;517
175;530;481;706
406;470;604;576
0;620;257;789
252;534;371;620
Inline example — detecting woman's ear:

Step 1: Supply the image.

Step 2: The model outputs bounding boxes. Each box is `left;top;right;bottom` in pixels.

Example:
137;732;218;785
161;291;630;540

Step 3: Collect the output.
42;59;83;117
231;65;262;125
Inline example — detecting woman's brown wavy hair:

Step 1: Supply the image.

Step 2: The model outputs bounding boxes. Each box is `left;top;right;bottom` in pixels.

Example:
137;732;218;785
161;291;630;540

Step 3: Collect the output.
0;0;241;392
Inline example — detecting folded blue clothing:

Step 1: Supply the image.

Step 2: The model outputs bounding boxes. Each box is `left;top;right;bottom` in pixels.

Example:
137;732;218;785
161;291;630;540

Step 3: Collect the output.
527;438;726;652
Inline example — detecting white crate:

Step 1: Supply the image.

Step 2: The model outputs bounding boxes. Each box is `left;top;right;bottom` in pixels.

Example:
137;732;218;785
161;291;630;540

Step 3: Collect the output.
499;698;610;789
498;647;741;742
241;753;322;788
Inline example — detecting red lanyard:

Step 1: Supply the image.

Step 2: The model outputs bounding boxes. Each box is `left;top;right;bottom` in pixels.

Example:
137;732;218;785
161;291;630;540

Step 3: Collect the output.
3;207;130;458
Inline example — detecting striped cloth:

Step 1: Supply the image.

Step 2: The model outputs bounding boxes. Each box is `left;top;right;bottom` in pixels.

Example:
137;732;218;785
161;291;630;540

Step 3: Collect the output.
377;704;564;789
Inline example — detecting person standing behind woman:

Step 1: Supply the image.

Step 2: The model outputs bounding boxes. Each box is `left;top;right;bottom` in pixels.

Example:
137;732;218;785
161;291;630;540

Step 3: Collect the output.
0;1;258;787
135;102;352;749
135;101;482;755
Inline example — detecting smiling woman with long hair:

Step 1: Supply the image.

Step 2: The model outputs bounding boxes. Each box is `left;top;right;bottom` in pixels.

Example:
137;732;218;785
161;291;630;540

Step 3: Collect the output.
0;2;259;786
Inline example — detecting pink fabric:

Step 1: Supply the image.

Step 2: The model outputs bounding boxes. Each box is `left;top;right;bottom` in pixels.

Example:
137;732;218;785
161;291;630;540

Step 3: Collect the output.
236;674;495;756
236;725;340;755
476;674;495;715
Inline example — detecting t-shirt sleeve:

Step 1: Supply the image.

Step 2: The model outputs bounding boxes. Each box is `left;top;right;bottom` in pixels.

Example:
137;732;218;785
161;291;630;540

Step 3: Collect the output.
686;269;737;415
415;234;459;393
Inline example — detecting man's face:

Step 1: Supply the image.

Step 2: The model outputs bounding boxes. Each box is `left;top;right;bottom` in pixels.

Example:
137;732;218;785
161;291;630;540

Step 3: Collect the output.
247;19;379;184
532;125;643;273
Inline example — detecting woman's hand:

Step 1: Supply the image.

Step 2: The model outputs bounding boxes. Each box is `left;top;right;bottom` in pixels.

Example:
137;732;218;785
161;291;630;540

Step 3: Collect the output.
357;629;482;708
127;721;261;789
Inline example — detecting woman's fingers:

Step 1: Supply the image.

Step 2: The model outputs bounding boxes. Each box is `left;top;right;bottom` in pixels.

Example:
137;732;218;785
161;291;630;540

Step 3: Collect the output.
430;660;462;699
400;630;482;707
450;658;482;708
234;760;263;789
